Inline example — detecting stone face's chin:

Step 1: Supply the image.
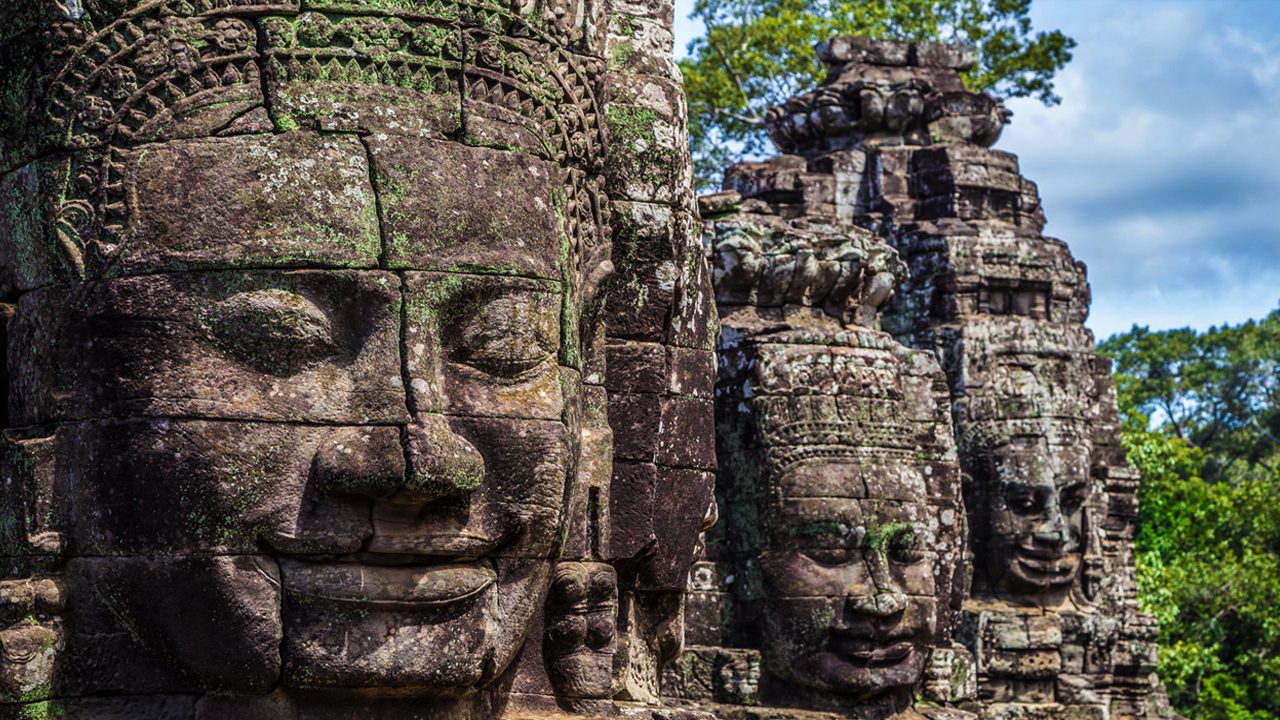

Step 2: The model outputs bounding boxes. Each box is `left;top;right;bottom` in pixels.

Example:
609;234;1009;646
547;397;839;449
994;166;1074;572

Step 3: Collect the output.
276;554;553;693
826;637;917;667
279;572;497;692
765;593;935;700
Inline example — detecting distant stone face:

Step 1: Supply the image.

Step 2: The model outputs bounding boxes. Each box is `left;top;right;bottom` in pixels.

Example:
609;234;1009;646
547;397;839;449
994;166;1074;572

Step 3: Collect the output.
749;346;956;708
0;0;713;717
964;420;1092;598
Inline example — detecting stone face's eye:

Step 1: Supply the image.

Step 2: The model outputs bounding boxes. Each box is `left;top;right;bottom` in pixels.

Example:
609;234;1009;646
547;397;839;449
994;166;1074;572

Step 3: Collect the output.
448;292;556;379
210;289;335;376
794;521;865;566
1003;486;1042;515
1059;482;1088;512
801;548;857;566
887;525;925;564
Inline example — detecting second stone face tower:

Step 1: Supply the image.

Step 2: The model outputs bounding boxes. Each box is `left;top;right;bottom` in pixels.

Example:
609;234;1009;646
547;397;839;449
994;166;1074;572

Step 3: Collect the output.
674;37;1167;720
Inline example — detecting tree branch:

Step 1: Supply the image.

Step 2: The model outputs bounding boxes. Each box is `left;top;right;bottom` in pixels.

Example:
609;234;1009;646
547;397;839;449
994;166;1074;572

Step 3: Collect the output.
709;38;759;121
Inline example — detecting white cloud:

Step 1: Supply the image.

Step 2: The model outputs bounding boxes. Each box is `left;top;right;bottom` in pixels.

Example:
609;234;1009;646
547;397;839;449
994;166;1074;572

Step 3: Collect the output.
1000;0;1280;338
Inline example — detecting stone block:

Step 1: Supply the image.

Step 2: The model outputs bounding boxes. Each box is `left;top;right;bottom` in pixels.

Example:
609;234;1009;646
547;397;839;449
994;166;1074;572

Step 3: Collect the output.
668;212;718;351
607;460;657;560
606;341;668;395
816;36;911;66
602;74;692;205
682;591;731;647
609;392;662;461
368;136;563;279
606;12;679;81
606;202;679;342
668;347;715;398
461;39;605;166
3;10;270;168
114;134;380;274
642;466;715;588
657;397;716;470
0;159;77;294
922;643;978;703
262;14;462;137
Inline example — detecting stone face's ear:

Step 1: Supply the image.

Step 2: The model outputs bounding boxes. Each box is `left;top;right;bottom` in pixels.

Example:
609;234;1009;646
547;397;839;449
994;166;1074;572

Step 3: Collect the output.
0;575;64;705
1;431;62;564
543;562;618;709
0;432;63;707
562;384;612;560
581;249;614;316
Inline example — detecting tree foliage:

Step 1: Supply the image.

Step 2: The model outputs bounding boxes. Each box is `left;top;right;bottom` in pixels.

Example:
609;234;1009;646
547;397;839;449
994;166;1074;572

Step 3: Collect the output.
679;0;1076;185
1102;311;1280;482
1100;309;1280;720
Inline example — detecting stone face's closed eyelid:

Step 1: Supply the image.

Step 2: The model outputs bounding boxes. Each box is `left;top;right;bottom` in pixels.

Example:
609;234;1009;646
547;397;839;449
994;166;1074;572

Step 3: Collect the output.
1058;481;1089;507
444;289;559;378
209;289;337;375
1000;483;1043;514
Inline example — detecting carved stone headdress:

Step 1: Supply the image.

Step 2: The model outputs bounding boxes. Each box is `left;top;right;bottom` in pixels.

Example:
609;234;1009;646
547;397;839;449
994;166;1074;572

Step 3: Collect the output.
1;0;611;291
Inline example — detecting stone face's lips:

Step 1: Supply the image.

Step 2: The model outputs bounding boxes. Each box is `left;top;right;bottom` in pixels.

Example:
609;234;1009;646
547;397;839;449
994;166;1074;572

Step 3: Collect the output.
363;533;498;557
1015;552;1078;584
279;559;496;610
1016;541;1074;560
829;637;918;666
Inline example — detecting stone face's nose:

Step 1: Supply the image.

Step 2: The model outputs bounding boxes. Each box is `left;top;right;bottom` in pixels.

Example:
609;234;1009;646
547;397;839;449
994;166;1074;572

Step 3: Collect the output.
312;426;406;499
1033;525;1070;548
1033;501;1070;548
846;590;908;618
398;414;487;504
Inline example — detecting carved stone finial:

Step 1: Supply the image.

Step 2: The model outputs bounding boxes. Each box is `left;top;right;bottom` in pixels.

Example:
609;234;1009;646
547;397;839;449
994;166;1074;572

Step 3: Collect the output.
765;37;1009;154
707;203;906;329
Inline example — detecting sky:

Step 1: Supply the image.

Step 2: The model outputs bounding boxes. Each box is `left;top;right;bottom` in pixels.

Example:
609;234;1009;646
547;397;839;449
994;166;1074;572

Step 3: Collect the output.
672;0;1280;340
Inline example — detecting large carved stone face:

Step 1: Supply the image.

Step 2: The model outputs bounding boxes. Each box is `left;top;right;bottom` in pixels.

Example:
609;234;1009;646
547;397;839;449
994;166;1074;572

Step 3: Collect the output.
8;114;605;700
971;434;1091;596
759;463;938;700
0;0;631;701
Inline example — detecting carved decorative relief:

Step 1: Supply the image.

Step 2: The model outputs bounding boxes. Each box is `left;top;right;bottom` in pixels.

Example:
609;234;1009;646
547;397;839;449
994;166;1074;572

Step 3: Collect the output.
0;0;712;716
678;35;1168;720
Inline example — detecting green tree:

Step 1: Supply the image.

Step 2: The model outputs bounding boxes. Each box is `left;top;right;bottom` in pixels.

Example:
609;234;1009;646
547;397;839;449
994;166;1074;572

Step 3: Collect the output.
1102;311;1280;483
680;0;1076;185
1101;310;1280;720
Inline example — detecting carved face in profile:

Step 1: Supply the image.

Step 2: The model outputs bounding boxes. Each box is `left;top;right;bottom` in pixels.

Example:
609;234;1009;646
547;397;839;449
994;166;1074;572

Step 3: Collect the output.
969;432;1091;597
10;135;605;697
736;341;961;707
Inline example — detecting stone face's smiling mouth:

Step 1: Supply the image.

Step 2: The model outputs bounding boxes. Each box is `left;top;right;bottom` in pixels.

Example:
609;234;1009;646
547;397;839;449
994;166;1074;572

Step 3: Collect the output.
828;621;926;667
278;558;497;610
1014;547;1078;583
828;638;917;666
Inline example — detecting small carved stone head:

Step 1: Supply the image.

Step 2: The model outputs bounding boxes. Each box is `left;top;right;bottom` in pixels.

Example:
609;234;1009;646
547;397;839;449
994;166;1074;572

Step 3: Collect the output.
963;419;1093;600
